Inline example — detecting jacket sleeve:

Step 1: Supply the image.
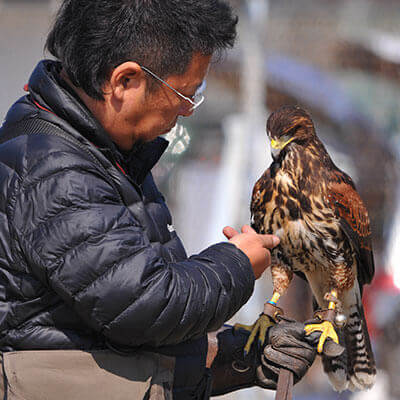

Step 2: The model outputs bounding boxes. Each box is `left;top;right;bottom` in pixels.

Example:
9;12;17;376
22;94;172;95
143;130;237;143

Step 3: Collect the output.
12;153;255;347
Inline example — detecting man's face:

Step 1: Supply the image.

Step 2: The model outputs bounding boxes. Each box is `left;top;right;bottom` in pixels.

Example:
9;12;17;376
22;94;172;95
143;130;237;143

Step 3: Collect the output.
106;53;211;150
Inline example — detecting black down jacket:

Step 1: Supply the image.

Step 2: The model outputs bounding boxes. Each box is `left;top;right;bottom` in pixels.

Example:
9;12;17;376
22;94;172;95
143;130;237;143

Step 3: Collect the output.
0;61;255;352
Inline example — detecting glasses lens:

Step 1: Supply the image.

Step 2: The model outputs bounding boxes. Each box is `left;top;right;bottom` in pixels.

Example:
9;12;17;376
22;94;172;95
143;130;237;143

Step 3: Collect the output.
190;80;206;110
196;81;206;96
192;94;204;110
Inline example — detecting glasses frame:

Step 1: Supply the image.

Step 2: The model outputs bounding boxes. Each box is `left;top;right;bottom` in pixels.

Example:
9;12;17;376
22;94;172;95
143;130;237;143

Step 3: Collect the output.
140;65;205;111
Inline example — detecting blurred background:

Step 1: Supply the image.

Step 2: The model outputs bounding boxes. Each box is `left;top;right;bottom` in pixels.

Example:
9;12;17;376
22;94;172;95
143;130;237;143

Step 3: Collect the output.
1;0;400;399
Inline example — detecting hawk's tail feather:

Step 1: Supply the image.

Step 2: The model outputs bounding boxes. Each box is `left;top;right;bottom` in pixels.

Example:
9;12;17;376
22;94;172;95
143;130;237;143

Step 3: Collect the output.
345;304;376;391
322;304;376;392
322;329;349;392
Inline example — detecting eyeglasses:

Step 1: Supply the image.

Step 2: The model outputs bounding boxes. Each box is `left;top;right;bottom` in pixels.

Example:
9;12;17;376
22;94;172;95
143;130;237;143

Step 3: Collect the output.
140;65;205;111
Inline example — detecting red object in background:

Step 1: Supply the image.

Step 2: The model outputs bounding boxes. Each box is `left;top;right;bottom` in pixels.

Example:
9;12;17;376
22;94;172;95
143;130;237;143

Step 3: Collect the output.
362;269;400;338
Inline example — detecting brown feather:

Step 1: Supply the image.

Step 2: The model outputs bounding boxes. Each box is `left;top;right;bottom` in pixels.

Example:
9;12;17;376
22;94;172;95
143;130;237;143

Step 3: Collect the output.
327;173;375;288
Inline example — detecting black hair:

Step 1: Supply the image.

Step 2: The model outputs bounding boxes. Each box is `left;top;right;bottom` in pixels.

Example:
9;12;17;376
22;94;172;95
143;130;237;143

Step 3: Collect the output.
46;0;238;100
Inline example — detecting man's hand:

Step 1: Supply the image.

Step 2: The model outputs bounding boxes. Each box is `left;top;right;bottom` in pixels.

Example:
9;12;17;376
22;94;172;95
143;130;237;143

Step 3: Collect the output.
209;321;318;396
257;321;318;388
223;225;280;279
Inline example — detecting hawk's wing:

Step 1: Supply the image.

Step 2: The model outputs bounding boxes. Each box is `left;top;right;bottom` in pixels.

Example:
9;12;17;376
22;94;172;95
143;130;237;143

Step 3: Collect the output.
327;171;375;289
250;168;273;234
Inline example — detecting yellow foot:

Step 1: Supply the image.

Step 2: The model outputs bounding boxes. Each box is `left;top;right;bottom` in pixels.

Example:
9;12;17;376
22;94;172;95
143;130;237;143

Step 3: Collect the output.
235;314;275;355
234;322;255;333
304;320;339;354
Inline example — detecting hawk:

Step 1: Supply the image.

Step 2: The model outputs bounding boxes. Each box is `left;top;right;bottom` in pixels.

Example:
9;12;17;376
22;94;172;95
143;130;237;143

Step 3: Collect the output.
243;105;376;392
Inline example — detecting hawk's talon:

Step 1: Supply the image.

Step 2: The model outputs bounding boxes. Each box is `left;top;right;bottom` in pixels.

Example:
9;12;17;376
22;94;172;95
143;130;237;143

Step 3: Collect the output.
304;320;339;353
235;314;275;356
234;322;255;333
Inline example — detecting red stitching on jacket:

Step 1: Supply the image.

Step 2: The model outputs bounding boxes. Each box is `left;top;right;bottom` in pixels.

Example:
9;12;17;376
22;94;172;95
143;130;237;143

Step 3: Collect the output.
33;100;55;115
115;162;126;175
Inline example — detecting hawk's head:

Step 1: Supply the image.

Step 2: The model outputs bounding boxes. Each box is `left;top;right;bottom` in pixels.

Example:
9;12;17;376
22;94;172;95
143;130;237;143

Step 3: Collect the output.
266;105;315;160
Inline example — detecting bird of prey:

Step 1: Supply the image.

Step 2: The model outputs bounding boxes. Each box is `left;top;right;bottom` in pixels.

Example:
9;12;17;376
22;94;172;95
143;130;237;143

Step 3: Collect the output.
243;105;376;392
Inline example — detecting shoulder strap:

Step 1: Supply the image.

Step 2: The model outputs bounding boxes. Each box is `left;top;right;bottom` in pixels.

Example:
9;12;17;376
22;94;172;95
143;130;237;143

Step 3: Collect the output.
0;117;83;148
2;117;66;137
0;117;124;203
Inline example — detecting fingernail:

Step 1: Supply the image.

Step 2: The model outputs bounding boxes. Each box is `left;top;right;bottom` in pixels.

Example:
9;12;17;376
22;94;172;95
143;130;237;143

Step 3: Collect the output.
272;236;280;247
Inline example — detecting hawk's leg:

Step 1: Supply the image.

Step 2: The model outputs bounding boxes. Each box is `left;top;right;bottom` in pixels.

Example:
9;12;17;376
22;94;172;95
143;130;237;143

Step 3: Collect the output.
235;264;292;355
235;292;283;355
304;289;340;353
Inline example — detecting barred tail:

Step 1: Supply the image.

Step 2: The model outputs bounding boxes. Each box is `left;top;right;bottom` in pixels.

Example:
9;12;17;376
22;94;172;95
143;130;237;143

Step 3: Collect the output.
322;329;348;392
322;303;376;392
345;304;376;391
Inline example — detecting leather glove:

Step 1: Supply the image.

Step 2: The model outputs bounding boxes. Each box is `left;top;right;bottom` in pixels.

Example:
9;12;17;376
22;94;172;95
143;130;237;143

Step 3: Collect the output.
257;320;318;389
209;321;318;396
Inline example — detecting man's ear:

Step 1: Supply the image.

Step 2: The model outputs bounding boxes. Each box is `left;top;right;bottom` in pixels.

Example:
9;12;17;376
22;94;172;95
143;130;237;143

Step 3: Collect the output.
108;62;146;100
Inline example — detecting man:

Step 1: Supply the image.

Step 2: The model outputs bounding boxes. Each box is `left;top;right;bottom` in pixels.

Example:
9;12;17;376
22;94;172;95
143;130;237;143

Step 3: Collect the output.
0;1;318;399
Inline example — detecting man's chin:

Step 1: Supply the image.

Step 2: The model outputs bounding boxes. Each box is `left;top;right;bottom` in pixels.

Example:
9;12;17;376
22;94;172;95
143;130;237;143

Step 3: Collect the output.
134;123;177;144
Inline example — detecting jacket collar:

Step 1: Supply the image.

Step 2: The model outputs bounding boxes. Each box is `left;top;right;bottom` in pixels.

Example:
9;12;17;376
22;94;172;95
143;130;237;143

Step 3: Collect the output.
121;138;168;184
27;60;168;184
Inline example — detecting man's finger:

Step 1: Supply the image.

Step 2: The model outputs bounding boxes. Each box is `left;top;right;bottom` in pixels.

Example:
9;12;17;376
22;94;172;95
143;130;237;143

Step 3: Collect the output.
260;234;280;249
241;225;255;234
223;226;239;240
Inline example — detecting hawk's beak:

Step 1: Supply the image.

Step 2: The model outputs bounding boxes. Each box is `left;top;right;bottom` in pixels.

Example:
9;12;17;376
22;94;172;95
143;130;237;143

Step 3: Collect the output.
270;137;295;150
270;137;295;161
